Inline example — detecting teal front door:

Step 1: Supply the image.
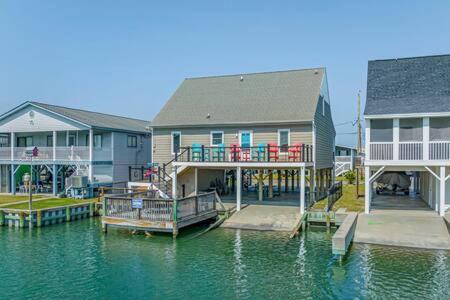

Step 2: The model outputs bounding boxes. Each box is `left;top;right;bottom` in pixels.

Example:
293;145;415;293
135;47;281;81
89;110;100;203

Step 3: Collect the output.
240;131;251;149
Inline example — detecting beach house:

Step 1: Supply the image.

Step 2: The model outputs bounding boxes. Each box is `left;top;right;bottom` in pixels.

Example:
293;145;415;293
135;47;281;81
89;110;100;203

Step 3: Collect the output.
364;54;450;216
0;101;151;196
150;68;336;213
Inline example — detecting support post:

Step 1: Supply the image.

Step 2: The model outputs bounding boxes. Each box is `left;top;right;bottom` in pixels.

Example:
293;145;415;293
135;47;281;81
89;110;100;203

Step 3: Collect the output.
236;166;242;211
365;166;371;214
268;170;273;198
423;117;430;160
172;165;178;200
52;164;57;196
393;118;399;160
258;169;263;201
11;164;15;195
277;170;281;195
53;131;57;161
284;170;289;193
88;129;94;182
194;167;198;195
291;170;295;192
300;167;305;214
10;132;14;161
440;166;446;217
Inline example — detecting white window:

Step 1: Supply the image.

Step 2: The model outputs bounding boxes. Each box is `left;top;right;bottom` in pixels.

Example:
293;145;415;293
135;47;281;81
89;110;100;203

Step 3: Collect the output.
430;117;450;141
171;131;181;154
278;129;290;153
210;131;224;146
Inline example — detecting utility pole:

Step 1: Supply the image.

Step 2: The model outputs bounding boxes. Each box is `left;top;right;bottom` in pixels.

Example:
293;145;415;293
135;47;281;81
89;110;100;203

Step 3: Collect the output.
356;91;362;198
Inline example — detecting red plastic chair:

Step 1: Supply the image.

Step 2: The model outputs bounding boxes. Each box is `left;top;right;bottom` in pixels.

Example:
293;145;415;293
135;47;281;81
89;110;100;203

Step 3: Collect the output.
288;143;302;161
230;143;241;161
268;143;279;161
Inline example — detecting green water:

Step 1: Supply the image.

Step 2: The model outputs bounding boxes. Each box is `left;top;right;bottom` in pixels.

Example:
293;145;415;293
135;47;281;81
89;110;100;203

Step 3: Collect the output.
0;219;449;299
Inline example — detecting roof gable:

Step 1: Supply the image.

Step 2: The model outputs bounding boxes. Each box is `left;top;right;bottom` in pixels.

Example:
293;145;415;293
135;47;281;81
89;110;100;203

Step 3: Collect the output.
365;54;450;116
152;68;325;127
0;101;151;134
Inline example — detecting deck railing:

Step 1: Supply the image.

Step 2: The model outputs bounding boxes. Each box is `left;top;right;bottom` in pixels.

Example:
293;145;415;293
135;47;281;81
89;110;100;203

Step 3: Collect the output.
368;141;450;161
369;142;393;160
103;191;217;223
173;144;314;163
399;142;423;160
0;146;109;161
429;141;450;160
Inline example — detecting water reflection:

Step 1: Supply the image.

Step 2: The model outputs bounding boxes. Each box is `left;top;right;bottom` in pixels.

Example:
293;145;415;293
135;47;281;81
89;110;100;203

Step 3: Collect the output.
233;229;248;298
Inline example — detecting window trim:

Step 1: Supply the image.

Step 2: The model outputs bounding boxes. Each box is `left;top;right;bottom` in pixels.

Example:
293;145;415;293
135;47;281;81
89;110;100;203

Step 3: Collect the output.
93;134;102;149
127;135;138;148
210;131;224;146
278;129;290;153
171;131;181;155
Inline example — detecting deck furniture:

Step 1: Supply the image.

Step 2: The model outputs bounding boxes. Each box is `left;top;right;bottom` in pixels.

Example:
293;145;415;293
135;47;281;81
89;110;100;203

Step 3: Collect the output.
288;143;302;161
212;144;225;161
268;143;279;161
191;144;209;161
230;144;241;161
241;148;251;161
252;143;266;161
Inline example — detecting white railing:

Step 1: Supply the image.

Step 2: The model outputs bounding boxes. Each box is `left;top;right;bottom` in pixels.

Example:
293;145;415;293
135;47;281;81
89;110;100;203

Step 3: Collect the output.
399;142;423;160
13;147;54;161
429;141;450;160
369;142;393;160
334;156;353;177
0;147;11;160
55;146;90;161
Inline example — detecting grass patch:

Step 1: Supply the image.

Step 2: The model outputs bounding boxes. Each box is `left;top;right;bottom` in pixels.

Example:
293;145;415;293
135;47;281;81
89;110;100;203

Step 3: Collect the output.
2;198;94;210
313;183;365;212
0;195;44;205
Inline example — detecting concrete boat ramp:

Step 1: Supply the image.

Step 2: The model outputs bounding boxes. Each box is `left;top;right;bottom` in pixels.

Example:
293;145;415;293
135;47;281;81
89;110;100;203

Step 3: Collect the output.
221;205;301;231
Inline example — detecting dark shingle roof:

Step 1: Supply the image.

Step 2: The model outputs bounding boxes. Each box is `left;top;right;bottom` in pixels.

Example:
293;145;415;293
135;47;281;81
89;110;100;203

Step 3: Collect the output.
365;54;450;116
31;102;151;133
151;68;325;127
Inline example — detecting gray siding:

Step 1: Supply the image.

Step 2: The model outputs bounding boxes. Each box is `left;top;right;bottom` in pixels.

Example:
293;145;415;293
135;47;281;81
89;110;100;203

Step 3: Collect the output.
314;74;336;170
112;131;152;182
152;124;313;165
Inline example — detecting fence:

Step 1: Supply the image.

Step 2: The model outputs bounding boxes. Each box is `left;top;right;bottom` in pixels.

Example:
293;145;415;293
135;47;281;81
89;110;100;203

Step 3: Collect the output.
326;182;343;212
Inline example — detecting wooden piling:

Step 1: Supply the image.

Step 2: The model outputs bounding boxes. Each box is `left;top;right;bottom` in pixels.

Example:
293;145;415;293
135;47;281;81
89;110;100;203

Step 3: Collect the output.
36;210;42;227
18;212;25;228
0;210;4;226
66;207;71;222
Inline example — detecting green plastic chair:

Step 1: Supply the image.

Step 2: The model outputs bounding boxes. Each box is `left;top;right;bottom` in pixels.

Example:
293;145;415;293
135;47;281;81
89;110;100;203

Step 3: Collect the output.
212;143;225;161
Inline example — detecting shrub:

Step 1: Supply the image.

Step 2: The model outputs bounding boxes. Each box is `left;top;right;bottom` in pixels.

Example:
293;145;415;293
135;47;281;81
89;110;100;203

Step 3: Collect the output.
344;170;356;185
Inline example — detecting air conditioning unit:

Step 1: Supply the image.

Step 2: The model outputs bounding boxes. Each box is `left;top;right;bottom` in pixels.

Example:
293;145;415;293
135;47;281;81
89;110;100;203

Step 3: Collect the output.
68;175;88;188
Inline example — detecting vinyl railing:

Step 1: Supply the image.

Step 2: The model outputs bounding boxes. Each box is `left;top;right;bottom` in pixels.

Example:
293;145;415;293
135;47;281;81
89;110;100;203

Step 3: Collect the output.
399;142;423;160
0;146;109;161
429;141;450;160
369;142;393;160
369;141;450;161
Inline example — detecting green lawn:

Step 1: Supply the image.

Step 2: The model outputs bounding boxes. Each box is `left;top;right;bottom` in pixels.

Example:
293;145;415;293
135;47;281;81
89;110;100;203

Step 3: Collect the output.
2;198;94;210
0;195;44;205
313;183;365;212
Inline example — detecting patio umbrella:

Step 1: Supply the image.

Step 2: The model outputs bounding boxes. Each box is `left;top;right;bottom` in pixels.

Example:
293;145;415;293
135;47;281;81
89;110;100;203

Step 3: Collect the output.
376;172;411;189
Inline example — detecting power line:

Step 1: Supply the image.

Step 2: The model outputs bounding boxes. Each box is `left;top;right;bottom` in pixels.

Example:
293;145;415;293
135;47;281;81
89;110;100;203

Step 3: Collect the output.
336;132;357;135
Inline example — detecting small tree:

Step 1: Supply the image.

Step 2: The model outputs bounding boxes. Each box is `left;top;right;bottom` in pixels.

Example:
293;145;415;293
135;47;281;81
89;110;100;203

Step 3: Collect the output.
345;170;356;185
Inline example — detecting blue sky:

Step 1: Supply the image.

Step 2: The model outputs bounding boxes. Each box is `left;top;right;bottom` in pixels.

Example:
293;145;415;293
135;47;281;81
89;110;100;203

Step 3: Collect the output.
1;1;449;146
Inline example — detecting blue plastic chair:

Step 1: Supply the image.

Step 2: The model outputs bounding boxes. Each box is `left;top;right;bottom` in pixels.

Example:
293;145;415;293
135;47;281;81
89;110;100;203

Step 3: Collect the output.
253;143;266;161
191;144;202;161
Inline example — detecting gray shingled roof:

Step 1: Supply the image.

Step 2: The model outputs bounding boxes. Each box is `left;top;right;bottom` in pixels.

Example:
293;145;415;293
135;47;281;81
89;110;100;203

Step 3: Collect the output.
151;68;325;127
31;102;151;133
365;54;450;116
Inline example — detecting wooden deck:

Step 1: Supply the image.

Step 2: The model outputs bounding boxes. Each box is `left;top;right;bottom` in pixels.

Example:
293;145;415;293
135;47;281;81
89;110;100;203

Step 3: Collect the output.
102;191;218;237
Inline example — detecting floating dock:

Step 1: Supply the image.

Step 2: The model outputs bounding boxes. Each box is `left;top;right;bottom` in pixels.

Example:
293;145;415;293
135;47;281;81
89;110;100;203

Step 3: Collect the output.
102;191;218;237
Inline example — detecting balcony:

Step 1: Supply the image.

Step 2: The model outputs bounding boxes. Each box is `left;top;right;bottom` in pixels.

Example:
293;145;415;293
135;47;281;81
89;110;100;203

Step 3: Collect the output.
0;146;112;162
172;144;314;164
368;141;450;161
